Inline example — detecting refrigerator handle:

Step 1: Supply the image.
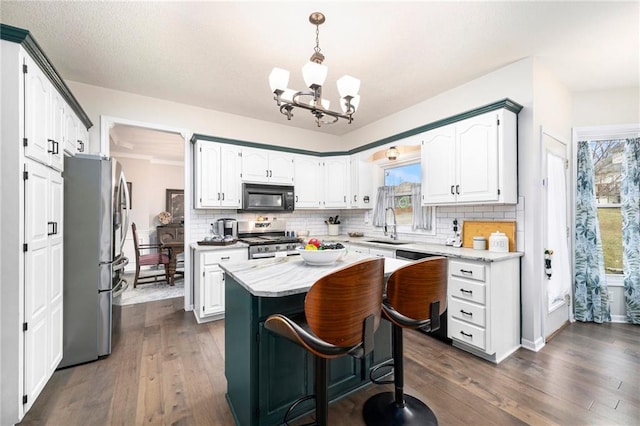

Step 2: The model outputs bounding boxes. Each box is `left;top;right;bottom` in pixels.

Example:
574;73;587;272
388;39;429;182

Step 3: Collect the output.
119;172;131;254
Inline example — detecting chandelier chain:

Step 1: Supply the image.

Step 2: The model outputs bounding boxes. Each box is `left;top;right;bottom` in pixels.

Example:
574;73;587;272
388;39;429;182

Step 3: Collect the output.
314;24;322;56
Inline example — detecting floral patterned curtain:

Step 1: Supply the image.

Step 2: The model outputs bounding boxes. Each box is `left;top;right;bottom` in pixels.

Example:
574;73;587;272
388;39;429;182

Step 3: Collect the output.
621;137;640;324
574;141;610;322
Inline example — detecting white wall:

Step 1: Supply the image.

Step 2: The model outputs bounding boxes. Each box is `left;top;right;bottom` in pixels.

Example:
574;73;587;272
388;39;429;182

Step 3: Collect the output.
572;87;640;127
66;81;342;154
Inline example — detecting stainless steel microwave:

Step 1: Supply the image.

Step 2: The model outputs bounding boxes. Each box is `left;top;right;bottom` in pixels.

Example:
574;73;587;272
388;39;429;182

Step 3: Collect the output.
241;183;295;212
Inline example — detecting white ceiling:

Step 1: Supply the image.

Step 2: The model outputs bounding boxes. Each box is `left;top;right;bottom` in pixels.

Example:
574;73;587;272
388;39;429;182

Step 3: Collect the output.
2;1;638;158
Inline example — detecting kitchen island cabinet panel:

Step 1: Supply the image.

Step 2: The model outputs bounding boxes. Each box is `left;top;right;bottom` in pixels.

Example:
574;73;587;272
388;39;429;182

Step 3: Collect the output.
224;272;392;426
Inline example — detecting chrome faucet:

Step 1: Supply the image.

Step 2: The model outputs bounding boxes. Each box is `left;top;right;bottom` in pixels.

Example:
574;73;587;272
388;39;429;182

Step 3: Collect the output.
384;207;398;240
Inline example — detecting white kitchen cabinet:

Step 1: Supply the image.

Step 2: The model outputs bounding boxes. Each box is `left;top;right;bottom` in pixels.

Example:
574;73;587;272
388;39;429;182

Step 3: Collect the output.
63;108;78;155
194;140;241;208
349;154;374;208
323;156;349;208
447;257;520;363
347;243;395;259
193;248;248;323
241;147;294;185
2;35;91;425
421;109;517;205
294;154;324;208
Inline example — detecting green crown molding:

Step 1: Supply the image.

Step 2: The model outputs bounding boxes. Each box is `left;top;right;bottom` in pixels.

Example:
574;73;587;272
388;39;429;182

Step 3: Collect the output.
193;98;523;156
1;24;93;129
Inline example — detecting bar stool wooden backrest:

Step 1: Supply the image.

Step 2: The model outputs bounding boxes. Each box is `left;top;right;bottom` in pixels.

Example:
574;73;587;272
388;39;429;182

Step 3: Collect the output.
304;256;385;352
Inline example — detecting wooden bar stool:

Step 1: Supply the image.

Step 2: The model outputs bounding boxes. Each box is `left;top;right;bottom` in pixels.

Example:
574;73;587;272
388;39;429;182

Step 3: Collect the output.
363;256;448;426
265;257;386;426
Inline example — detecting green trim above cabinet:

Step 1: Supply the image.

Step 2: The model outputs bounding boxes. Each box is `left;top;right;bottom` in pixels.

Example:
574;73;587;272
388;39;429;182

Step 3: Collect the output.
192;98;522;157
1;24;93;129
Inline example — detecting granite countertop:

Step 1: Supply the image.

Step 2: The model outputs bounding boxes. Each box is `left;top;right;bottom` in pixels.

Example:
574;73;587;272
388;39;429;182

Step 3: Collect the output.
219;252;409;297
312;235;523;262
190;241;249;251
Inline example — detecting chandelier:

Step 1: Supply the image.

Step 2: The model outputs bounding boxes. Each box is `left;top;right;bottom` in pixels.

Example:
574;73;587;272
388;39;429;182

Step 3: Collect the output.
269;12;361;127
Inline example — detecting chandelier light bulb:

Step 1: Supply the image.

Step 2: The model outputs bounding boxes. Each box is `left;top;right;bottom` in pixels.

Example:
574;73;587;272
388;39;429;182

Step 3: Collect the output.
269;68;289;92
302;61;328;88
336;75;360;98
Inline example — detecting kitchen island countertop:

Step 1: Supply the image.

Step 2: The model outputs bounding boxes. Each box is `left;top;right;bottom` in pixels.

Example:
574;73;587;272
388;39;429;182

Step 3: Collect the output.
219;252;409;297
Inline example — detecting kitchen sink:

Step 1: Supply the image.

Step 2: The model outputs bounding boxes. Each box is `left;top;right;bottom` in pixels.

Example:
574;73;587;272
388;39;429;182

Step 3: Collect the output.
365;239;412;245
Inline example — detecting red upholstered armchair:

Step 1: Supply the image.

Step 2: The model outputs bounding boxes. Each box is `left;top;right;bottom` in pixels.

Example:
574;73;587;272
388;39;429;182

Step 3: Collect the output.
131;222;171;288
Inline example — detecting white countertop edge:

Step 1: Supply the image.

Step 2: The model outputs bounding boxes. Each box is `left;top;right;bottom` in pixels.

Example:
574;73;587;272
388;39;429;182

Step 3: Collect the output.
220;253;410;298
190;241;249;251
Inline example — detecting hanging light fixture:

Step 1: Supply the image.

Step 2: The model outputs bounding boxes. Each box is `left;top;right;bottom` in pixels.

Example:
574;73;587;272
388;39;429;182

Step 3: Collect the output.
386;146;399;161
269;12;360;127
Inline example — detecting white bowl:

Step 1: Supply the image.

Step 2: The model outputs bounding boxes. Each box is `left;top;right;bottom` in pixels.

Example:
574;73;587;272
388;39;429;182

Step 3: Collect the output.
296;247;346;265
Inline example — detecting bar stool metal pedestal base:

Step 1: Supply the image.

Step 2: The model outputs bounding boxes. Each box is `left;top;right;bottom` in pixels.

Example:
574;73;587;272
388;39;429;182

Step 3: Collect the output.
363;393;437;426
362;324;437;426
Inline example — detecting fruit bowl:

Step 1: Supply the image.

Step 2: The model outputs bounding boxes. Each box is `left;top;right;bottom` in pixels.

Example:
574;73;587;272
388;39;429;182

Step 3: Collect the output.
296;247;346;266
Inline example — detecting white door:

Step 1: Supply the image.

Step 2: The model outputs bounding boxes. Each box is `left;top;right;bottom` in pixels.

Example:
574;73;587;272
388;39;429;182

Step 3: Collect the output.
24;55;51;166
202;265;225;316
49;90;65;172
219;144;241;207
542;130;572;339
456;112;499;203
195;141;221;208
268;152;294;185
323;157;348;208
294;155;323;208
48;170;64;370
421;125;456;204
241;147;270;183
23;160;51;411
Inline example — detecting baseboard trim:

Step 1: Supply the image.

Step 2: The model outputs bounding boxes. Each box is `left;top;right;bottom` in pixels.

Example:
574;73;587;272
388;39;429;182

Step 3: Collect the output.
610;314;629;323
521;336;545;352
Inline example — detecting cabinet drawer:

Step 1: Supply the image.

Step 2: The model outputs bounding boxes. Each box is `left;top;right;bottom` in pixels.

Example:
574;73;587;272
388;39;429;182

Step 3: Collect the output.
449;277;486;304
449;260;485;282
449;297;486;327
449;318;486;351
203;249;247;265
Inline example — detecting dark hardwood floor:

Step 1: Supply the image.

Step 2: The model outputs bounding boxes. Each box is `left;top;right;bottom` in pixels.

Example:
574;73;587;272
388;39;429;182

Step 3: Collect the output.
20;297;639;425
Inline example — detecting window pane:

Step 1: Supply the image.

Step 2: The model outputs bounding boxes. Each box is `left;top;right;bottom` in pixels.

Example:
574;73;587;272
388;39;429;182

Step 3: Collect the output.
385;163;421;225
591;140;623;274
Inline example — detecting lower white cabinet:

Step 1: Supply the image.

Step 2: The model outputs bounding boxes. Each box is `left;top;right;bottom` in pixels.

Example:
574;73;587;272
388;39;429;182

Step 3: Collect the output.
193;248;247;323
347;243;395;259
447;257;520;363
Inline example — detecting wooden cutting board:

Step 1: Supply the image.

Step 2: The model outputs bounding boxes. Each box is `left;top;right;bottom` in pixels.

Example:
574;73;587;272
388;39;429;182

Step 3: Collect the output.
462;220;516;252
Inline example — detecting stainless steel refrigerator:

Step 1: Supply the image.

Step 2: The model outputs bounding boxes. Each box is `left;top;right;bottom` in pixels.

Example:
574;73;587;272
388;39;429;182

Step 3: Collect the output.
59;154;130;368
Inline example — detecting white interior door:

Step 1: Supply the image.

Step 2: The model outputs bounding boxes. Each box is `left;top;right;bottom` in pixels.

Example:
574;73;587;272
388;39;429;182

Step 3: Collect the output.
542;130;572;339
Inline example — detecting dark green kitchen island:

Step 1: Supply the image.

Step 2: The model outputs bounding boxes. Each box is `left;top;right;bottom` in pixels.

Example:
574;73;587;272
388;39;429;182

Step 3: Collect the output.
221;253;408;426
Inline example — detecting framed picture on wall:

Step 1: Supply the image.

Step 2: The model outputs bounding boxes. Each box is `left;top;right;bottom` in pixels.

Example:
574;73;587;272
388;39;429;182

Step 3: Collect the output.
166;189;184;224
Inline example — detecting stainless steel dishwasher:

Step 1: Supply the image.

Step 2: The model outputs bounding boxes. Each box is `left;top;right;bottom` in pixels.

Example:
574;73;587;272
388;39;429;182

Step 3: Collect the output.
395;249;451;343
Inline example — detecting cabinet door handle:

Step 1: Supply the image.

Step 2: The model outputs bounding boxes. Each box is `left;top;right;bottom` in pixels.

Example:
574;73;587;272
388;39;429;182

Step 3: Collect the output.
48;221;55;236
217;193;221;200
460;269;473;275
269;170;273;177
455;184;460;194
460;288;473;295
48;139;59;154
77;140;84;152
295;195;299;202
354;195;357;202
460;330;473;338
221;193;225;200
220;256;230;261
450;185;455;195
343;195;346;202
266;169;269;178
460;309;473;316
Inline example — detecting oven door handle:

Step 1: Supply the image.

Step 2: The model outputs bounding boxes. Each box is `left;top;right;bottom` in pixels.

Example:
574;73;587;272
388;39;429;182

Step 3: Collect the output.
250;253;276;259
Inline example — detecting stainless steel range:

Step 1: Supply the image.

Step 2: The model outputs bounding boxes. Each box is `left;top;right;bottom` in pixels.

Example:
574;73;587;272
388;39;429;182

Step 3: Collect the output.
238;220;303;259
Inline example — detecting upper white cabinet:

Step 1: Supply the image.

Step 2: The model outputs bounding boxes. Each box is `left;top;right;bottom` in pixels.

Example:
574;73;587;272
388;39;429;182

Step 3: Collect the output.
421;109;517;205
323;156;349;208
294;154;324;208
194;140;241;208
241;147;294;185
349;154;374;208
